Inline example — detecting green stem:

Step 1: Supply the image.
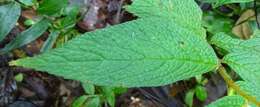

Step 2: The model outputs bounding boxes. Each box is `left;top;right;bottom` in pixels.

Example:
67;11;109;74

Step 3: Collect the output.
218;66;260;106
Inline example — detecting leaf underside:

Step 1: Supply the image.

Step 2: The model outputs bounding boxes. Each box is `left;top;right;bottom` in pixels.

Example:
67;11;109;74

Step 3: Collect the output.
11;0;218;87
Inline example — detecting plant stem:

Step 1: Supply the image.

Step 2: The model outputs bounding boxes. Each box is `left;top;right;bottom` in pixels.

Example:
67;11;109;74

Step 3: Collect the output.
217;66;260;106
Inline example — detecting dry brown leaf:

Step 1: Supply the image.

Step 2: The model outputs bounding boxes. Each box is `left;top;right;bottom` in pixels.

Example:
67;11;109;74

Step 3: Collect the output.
232;9;255;39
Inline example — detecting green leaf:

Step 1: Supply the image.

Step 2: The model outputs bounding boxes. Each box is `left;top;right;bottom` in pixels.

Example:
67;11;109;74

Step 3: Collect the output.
72;95;88;107
58;6;79;30
37;0;68;16
0;19;49;54
203;0;253;7
112;87;127;95
203;12;234;35
211;32;260;103
207;95;246;107
72;95;100;107
82;82;95;95
224;51;260;87
10;0;218;87
24;19;35;26
40;30;60;53
101;87;115;107
252;30;260;38
195;85;208;101
0;2;20;42
84;96;100;107
14;73;23;82
127;0;206;38
210;32;260;53
185;90;194;107
19;0;34;6
236;81;260;101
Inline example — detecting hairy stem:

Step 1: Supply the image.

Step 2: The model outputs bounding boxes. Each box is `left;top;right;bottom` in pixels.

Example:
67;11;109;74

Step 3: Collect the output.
218;66;260;106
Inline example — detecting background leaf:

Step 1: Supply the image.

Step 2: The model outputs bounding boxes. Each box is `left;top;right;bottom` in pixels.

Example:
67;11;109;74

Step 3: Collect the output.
0;19;49;54
101;87;115;107
82;82;95;95
195;85;208;101
0;2;21;42
207;95;246;107
185;90;194;107
19;0;34;6
72;95;88;107
37;0;68;16
40;30;60;53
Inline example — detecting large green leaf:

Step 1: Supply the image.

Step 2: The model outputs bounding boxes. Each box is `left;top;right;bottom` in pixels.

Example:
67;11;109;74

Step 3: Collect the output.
211;32;260;87
0;2;20;42
207;95;246;107
10;0;218;87
211;33;260;105
0;19;49;54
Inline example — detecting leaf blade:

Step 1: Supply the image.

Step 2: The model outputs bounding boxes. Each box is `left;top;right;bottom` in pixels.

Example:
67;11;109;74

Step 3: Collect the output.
11;17;218;87
0;2;21;42
10;0;218;87
0;19;49;54
207;95;246;107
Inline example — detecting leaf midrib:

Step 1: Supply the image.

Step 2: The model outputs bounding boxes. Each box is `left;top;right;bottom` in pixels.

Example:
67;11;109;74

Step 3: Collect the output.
27;56;216;66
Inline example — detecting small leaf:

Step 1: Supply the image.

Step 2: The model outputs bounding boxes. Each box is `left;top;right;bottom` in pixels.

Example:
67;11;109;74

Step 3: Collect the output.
40;30;60;53
185;90;194;107
58;6;79;30
14;73;23;82
113;87;127;95
82;82;95;95
101;87;115;107
0;19;49;54
195;85;207;101
72;95;88;107
24;19;35;26
0;2;21;42
37;0;68;16
207;95;246;107
84;96;100;107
